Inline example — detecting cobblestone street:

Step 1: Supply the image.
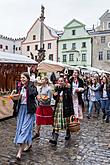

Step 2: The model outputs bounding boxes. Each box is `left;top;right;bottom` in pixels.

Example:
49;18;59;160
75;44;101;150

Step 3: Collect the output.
0;113;110;165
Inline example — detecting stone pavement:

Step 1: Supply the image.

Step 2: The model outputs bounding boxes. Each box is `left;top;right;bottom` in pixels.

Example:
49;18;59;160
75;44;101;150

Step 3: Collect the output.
0;113;110;165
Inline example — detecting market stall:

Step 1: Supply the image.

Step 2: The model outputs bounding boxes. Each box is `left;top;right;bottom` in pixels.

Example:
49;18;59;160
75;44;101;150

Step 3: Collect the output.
0;51;37;119
37;60;65;72
76;66;110;75
37;59;76;72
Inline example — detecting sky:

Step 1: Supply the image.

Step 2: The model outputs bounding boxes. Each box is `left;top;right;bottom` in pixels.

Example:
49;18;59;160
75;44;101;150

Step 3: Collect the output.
0;0;110;38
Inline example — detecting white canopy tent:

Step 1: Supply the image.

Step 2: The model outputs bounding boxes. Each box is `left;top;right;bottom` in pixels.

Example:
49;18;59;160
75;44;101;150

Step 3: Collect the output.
37;60;75;72
38;60;110;75
0;51;38;64
76;66;110;75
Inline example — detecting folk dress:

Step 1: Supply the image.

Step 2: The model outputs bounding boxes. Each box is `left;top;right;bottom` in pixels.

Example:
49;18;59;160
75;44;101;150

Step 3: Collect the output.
53;86;73;131
36;85;54;125
14;86;35;145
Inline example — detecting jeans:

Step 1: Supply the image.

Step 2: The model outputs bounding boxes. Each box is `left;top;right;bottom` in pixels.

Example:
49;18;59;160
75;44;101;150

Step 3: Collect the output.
101;99;110;117
88;100;101;115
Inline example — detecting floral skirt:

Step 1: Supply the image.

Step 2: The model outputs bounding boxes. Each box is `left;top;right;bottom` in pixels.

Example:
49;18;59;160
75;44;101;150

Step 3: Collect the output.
36;105;54;125
53;101;70;130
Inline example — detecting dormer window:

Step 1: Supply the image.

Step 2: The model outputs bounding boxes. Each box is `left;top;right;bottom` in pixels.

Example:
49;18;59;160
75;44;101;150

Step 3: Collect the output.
72;30;76;35
33;35;36;40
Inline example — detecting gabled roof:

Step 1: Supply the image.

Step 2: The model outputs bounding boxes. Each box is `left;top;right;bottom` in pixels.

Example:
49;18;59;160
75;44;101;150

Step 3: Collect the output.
23;18;62;41
0;51;37;64
47;26;63;37
0;35;25;41
64;19;85;29
99;10;109;20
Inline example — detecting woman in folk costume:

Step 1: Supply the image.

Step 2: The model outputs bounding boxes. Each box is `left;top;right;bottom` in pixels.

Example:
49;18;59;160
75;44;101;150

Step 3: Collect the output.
49;77;74;146
69;69;84;120
14;72;38;160
34;76;53;139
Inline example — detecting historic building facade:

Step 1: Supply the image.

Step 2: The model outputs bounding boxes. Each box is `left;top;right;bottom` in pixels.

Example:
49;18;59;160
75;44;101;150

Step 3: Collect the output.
89;10;110;71
21;18;62;62
0;35;24;54
58;19;91;66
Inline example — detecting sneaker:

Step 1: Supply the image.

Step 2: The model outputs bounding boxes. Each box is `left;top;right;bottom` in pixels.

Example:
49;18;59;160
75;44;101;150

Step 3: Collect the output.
32;133;40;140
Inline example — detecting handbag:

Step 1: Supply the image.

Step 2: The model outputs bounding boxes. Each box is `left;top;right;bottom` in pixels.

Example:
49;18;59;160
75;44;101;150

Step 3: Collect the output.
69;116;80;132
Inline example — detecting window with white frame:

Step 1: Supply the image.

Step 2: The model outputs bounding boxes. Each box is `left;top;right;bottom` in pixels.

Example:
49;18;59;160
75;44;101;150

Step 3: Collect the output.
69;54;74;61
108;23;110;29
101;36;105;43
62;44;67;49
72;43;76;50
63;54;67;62
43;44;45;49
82;42;86;48
98;51;103;60
35;45;38;50
48;43;51;49
0;45;3;49
5;46;8;50
33;35;36;40
49;54;53;61
72;30;76;35
107;50;110;60
27;46;30;51
82;53;86;61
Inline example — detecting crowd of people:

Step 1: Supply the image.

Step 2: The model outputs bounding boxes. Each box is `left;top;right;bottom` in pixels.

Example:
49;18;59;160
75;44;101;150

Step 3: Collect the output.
12;69;110;160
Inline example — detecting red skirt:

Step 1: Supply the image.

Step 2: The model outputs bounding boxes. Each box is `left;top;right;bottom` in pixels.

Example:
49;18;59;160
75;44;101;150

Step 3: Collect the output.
36;105;54;125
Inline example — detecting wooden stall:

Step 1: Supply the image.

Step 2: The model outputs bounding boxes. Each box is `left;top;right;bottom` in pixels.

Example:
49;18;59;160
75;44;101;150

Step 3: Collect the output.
0;51;38;119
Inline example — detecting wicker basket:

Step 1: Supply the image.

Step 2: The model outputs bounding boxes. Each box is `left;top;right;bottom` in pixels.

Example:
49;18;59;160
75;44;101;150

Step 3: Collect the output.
69;116;80;132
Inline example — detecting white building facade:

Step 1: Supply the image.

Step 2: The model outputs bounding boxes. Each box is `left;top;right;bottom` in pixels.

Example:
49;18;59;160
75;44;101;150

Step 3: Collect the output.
0;35;24;54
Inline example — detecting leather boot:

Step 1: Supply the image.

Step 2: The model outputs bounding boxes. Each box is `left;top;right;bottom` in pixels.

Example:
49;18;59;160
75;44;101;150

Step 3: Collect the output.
49;132;59;145
102;109;106;120
106;117;109;123
65;128;71;140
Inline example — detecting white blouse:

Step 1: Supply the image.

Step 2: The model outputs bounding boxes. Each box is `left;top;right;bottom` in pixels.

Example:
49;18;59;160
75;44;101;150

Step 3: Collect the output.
20;86;27;104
